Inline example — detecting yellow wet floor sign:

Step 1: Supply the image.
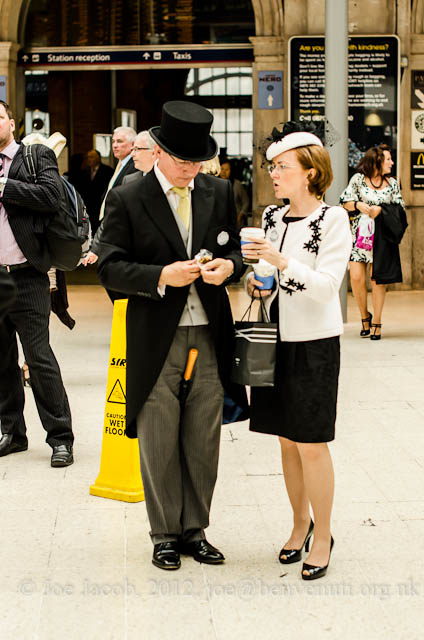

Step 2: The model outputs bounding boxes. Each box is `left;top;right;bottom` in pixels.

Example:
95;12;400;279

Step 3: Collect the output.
90;299;144;502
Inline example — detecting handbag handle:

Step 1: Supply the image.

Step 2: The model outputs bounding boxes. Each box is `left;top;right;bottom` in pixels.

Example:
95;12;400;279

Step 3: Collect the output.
240;289;271;323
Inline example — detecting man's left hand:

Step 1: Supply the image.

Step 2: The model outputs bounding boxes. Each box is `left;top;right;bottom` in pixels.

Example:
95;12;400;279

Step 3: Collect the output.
201;258;234;286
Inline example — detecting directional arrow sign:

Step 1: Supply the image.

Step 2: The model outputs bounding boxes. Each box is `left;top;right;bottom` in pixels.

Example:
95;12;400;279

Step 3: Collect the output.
415;89;424;109
258;71;283;109
142;52;150;60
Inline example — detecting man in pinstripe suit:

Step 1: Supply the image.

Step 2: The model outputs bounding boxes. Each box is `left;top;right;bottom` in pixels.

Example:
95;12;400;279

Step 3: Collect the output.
0;101;74;467
98;101;247;570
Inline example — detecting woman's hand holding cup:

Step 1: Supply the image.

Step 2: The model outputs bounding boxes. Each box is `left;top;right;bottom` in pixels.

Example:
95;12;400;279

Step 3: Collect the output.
247;260;275;298
242;236;287;271
247;273;272;298
247;276;273;298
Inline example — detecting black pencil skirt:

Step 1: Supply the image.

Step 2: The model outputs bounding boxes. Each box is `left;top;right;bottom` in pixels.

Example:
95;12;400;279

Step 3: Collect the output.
249;336;340;443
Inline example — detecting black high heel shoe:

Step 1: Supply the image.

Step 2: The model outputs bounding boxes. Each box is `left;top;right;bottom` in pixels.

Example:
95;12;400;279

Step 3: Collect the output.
279;520;314;564
360;312;373;337
302;536;334;581
370;323;382;341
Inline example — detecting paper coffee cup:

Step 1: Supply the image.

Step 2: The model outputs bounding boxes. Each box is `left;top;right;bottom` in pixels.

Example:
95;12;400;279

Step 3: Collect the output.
240;227;265;264
253;259;274;289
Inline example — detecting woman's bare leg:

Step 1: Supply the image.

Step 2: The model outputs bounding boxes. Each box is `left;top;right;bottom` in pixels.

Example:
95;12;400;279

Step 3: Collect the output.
370;273;386;337
296;442;334;571
349;261;370;326
279;437;311;550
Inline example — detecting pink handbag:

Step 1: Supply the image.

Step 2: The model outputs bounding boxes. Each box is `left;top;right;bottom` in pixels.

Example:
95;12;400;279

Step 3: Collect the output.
356;215;374;251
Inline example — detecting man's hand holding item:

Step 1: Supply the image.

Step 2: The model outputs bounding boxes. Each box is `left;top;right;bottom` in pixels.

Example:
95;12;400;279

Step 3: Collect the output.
200;258;234;286
158;259;201;287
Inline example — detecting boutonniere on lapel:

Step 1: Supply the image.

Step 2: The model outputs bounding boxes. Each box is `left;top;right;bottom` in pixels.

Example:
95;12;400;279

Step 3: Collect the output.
217;231;229;246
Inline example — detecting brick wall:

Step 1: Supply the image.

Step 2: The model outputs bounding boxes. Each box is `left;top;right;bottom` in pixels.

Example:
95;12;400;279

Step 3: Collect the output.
48;71;111;156
47;68;189;158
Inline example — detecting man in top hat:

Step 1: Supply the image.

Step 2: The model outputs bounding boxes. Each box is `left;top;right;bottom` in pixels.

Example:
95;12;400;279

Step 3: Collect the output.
98;101;247;570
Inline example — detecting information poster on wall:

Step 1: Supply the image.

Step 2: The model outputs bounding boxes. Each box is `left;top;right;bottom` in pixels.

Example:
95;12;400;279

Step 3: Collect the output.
289;36;399;178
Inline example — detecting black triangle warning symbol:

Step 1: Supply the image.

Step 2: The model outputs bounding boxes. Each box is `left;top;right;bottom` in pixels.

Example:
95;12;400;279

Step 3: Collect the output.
107;379;126;404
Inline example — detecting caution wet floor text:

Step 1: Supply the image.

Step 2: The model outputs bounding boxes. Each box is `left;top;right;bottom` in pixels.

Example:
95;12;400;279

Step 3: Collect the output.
90;299;144;502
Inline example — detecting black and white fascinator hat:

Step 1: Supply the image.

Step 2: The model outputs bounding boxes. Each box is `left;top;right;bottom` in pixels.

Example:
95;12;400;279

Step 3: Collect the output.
263;120;339;162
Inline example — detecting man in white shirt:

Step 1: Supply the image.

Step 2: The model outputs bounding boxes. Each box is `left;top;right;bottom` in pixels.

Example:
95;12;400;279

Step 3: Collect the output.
83;126;138;277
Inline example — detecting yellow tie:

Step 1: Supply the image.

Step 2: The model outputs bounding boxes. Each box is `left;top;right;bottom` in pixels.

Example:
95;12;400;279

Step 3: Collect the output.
99;160;122;220
171;186;190;230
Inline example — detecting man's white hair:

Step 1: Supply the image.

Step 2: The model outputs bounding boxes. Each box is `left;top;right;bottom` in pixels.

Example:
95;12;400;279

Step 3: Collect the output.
135;130;154;149
113;126;137;142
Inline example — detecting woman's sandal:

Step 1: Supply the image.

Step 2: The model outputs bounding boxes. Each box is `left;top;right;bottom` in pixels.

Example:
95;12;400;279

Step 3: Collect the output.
370;323;382;341
360;312;373;337
302;537;334;581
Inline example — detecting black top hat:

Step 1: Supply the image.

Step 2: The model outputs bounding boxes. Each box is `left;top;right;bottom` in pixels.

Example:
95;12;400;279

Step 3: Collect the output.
150;101;218;162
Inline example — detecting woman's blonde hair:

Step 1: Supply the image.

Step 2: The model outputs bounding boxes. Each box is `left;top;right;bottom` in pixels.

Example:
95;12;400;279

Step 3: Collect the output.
201;155;221;176
295;145;333;197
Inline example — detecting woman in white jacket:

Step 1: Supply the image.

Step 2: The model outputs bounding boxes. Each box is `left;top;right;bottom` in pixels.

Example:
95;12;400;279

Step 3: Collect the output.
243;128;352;580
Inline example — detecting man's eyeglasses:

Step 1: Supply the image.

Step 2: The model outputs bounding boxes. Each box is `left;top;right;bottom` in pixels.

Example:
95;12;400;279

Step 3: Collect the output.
267;163;296;174
169;154;202;167
133;146;154;152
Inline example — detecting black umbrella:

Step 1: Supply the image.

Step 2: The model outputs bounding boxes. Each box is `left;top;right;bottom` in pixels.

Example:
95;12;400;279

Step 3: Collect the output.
179;348;198;407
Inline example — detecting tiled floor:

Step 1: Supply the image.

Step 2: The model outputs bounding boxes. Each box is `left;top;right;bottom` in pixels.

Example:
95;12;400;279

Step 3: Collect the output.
1;285;423;640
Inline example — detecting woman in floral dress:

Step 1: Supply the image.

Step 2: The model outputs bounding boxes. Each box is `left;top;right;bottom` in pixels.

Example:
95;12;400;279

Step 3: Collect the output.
340;145;404;340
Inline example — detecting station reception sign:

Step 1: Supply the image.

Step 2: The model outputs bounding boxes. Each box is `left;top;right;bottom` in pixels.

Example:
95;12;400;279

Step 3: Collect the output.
18;45;254;70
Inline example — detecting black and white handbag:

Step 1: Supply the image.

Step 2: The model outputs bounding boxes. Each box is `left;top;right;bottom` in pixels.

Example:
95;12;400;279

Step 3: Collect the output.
231;294;277;387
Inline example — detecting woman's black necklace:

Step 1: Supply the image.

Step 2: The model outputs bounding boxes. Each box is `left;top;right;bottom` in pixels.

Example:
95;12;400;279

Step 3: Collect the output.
370;175;384;189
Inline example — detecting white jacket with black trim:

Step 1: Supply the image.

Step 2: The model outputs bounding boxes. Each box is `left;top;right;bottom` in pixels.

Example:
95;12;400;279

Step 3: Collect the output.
247;202;352;342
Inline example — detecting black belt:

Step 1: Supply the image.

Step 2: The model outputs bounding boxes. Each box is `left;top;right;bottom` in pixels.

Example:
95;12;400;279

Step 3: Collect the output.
0;262;30;273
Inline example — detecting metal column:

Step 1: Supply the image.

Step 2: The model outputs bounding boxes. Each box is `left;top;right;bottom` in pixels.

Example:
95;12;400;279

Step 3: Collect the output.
325;0;349;321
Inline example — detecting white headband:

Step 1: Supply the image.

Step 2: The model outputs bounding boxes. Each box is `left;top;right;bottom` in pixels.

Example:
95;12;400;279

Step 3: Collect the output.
266;131;323;161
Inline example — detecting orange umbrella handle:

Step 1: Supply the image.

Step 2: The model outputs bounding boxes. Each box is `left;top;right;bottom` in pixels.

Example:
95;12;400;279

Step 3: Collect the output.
183;348;198;381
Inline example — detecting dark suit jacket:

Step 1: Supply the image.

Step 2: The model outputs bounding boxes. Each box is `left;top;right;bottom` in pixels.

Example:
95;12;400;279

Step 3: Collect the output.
98;170;247;438
110;157;138;189
122;171;142;185
373;204;408;285
1;144;62;273
90;158;138;254
81;163;114;219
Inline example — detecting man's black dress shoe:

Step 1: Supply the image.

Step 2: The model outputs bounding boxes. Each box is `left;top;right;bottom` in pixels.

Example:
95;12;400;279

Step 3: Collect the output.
51;444;74;467
152;542;181;570
180;539;225;565
0;434;28;457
